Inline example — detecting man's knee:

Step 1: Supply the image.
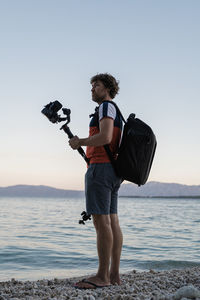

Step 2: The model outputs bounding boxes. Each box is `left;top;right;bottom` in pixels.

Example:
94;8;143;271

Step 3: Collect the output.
110;214;121;232
110;214;119;226
92;214;111;231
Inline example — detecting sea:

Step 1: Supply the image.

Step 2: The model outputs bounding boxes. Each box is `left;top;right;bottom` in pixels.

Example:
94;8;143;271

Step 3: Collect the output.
0;197;200;281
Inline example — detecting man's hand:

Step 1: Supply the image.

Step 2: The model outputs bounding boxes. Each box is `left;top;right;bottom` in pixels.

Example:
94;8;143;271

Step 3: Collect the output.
69;136;80;149
68;118;114;149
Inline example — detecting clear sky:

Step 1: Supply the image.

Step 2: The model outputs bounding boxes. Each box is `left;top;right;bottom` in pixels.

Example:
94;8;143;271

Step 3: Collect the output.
0;0;199;190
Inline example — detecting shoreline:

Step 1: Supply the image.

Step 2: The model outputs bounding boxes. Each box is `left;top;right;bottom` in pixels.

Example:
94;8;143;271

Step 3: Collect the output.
0;267;200;299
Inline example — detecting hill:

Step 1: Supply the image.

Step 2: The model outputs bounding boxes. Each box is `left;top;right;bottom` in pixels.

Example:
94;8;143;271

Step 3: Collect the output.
0;182;200;198
119;181;200;197
0;185;84;198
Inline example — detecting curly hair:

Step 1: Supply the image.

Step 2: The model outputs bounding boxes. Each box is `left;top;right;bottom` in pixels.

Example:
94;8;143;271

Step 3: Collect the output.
90;73;119;99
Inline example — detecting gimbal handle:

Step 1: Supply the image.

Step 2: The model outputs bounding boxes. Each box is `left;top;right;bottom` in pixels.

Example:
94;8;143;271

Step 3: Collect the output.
60;124;90;165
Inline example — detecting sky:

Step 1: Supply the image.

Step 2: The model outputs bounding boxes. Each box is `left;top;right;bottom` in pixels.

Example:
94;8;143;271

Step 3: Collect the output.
0;0;200;190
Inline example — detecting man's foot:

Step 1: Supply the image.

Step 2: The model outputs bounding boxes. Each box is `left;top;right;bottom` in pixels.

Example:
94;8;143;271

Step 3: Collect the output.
110;273;121;285
74;276;111;289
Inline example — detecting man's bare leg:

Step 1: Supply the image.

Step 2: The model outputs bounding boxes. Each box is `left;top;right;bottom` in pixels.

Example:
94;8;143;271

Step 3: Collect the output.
75;214;113;288
92;214;113;284
110;214;123;285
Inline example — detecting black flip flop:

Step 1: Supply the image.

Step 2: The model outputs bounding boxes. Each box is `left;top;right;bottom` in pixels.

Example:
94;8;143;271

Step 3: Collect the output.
74;278;111;289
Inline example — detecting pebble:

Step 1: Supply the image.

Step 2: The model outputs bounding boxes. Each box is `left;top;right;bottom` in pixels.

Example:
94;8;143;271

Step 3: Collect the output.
0;267;200;299
173;285;200;299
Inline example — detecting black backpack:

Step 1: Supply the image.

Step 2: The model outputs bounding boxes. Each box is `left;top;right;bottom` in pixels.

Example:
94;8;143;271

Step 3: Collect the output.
103;101;157;186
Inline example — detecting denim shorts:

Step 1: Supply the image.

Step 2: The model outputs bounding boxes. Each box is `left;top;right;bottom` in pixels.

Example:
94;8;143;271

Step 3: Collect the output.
85;163;122;215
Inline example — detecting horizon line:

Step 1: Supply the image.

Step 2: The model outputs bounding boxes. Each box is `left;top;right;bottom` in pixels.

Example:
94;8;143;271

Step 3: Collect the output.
0;180;200;190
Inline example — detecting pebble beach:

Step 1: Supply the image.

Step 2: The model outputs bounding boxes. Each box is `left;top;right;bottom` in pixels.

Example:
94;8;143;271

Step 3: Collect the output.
0;267;200;300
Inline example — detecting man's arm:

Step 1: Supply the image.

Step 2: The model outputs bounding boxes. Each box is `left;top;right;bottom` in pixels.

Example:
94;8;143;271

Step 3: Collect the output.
69;118;114;149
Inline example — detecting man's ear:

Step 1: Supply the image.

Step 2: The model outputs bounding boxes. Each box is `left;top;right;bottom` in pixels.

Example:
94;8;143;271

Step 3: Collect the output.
106;88;111;96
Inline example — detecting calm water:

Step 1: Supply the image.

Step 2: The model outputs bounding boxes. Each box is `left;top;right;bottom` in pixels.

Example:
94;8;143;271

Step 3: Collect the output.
0;197;200;281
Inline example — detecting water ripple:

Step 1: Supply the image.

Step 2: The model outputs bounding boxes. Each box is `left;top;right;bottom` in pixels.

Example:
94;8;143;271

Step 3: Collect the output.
0;197;200;281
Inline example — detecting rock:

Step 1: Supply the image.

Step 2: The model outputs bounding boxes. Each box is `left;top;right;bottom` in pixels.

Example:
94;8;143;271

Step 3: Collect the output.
129;287;135;293
71;296;83;300
84;296;95;300
149;269;156;274
88;295;95;300
10;279;18;285
114;296;122;300
174;285;200;299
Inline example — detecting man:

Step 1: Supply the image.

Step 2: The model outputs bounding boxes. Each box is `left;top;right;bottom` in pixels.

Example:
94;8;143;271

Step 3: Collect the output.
69;73;123;289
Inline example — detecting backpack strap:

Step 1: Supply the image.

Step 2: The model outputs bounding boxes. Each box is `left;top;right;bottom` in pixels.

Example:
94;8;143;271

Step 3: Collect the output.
89;101;126;170
103;143;119;175
102;101;126;171
104;100;126;124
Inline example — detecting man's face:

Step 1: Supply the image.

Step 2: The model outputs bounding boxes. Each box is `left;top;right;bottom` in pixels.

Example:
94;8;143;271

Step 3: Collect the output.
91;80;110;103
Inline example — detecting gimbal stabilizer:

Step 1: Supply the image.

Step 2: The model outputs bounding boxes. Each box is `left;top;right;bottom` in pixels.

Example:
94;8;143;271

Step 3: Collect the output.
41;101;89;165
41;100;91;224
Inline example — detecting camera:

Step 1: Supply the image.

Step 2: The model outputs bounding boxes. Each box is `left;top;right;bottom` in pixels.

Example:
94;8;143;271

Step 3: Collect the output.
41;100;62;123
41;100;71;124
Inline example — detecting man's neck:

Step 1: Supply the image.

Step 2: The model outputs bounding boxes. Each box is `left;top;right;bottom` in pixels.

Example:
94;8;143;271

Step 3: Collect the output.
98;97;113;105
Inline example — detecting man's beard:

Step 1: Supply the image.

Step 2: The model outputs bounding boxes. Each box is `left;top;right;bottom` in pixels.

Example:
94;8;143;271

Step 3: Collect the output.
92;93;106;104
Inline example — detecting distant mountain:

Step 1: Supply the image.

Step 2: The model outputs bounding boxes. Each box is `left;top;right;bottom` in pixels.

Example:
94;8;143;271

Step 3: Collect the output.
0;182;200;198
119;181;200;197
0;185;84;198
